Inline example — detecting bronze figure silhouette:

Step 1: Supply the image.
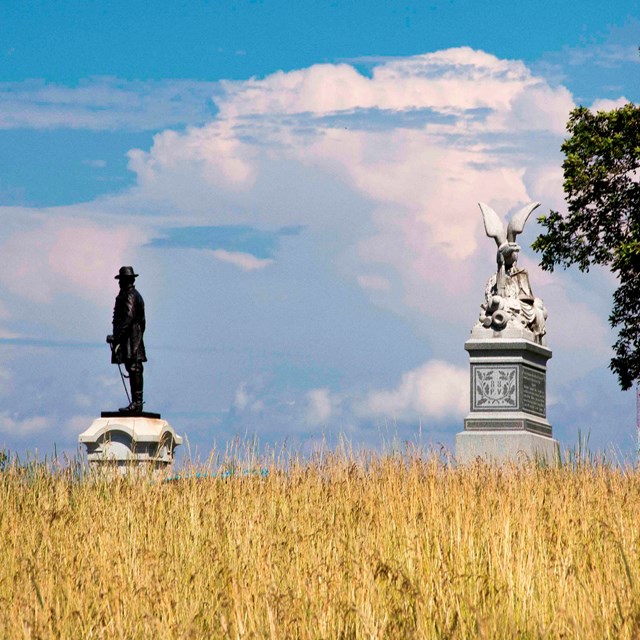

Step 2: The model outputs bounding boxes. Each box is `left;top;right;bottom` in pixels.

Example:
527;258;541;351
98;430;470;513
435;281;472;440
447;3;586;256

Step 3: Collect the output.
107;266;147;414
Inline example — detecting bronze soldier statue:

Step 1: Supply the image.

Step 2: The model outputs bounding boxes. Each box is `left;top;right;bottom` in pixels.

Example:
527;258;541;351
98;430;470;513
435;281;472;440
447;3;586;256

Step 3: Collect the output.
107;266;147;414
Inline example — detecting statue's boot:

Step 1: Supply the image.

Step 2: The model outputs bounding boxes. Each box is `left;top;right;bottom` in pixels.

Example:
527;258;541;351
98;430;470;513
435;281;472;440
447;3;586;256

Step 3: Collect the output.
119;399;143;414
119;364;144;414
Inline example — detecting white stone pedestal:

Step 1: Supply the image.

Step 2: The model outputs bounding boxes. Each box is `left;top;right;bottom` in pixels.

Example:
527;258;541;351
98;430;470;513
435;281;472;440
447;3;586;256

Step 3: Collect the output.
79;413;183;475
456;430;559;464
455;338;559;464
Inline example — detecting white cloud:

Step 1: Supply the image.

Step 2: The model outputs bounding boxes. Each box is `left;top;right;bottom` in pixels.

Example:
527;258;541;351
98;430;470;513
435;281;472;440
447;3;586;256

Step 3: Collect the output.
523;164;565;213
501;81;574;134
305;388;335;425
234;383;251;411
233;383;265;413
128;120;257;193
216;48;558;119
357;360;468;421
590;96;630;112
122;47;576;327
0;217;149;305
1;46;623;454
211;249;274;271
0;412;49;436
0;49;611;378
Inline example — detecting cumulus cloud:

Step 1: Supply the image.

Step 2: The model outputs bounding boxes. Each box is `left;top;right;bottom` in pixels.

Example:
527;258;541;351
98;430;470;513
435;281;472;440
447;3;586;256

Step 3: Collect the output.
304;388;335;425
357;360;468;421
215;48;570;121
124;47;578;330
99;48;615;387
523;164;565;213
1;46;623;455
211;249;274;271
0;216;149;305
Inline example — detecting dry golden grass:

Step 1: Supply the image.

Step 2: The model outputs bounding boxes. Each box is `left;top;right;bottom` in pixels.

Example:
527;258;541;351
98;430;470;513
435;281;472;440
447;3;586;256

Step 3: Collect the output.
2;446;640;639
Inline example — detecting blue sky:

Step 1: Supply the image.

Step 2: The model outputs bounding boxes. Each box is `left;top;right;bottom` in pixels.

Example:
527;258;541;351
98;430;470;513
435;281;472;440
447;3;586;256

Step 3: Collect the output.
0;1;639;461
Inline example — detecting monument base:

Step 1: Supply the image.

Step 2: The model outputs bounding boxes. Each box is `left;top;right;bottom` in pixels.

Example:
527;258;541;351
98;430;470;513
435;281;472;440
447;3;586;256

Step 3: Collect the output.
79;415;182;475
101;410;161;419
455;429;559;465
456;337;558;465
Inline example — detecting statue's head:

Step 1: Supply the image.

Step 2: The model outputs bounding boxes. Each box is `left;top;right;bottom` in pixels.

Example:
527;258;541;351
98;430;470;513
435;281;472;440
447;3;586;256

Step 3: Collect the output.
498;242;520;270
115;266;138;287
115;266;138;280
507;243;520;268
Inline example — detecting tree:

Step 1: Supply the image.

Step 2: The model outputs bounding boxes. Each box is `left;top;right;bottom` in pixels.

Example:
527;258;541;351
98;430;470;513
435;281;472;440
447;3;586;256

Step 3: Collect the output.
532;103;640;391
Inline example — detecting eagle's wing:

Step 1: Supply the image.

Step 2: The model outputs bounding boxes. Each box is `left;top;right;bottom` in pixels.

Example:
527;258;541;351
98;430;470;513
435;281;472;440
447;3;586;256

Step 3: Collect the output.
506;202;540;242
478;202;506;246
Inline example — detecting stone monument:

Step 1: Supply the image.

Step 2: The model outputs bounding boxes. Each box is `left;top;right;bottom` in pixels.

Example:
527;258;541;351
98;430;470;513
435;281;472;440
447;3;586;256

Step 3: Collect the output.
79;413;183;474
79;266;183;474
455;202;559;464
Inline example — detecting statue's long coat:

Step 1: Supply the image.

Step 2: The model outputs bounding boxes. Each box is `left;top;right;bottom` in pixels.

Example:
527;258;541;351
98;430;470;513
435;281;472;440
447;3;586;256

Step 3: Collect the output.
112;284;147;364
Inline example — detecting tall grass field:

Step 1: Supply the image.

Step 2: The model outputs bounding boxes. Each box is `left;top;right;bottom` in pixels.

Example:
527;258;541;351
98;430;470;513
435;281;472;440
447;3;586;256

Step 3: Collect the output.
2;447;640;638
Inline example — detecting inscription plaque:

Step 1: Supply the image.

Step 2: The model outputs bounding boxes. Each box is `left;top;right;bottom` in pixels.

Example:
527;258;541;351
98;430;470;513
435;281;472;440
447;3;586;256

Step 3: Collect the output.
472;365;518;411
521;367;546;417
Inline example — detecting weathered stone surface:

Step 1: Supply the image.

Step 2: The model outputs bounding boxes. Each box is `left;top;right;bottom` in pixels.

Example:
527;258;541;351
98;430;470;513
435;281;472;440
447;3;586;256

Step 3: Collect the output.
457;338;559;459
521;367;546;416
464;416;551;436
456;430;559;465
463;338;553;435
79;416;182;474
474;201;548;345
454;202;559;463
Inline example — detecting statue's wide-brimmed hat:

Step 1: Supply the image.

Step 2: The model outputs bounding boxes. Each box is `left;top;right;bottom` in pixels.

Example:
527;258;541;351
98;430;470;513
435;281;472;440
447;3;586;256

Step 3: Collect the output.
115;266;139;279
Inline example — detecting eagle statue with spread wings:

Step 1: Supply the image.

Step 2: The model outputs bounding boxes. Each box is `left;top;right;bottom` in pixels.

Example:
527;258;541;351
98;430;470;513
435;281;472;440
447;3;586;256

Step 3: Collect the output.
473;201;548;344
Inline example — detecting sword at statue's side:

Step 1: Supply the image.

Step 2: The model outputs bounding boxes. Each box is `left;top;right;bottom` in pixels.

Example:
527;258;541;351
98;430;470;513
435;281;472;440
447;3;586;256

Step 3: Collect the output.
106;334;131;406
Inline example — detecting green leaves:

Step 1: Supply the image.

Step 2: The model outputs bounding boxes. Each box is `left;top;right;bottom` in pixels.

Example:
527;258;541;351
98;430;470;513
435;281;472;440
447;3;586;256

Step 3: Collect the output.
533;103;640;390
